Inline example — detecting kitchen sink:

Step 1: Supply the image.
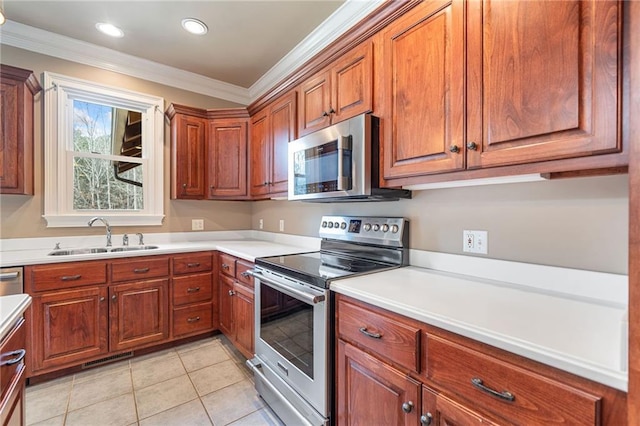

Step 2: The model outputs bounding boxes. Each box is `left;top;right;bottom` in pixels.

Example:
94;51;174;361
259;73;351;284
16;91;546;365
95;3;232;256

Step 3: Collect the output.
48;245;159;256
109;245;159;252
48;248;109;256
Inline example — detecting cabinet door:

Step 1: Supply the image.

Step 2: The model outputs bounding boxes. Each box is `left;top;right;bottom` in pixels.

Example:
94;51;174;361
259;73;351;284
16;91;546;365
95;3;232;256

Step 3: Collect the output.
331;41;373;124
233;282;254;359
32;288;108;372
208;118;248;198
218;274;235;336
298;70;332;136
381;0;465;179
422;387;498;426
110;279;169;351
171;114;207;199
0;78;21;193
249;110;271;197
269;92;297;194
337;340;420;426
466;0;620;168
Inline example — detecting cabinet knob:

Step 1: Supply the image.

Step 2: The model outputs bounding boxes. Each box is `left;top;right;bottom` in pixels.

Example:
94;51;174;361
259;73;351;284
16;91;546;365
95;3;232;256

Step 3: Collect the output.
466;141;478;151
111;295;117;301
402;401;414;413
228;290;235;296
449;145;460;153
322;111;329;117
182;183;187;188
263;181;268;186
100;297;105;302
420;413;433;425
329;108;336;114
210;185;215;189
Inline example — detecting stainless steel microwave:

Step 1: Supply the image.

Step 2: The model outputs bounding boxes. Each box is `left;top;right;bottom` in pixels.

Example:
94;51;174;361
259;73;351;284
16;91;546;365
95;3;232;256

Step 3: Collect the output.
287;114;411;202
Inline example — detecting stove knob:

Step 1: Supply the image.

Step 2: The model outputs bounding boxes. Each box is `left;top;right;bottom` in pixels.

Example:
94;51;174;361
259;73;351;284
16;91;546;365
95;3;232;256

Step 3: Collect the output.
340;222;347;230
322;221;327;228
334;222;340;229
391;224;399;233
382;224;390;232
363;223;372;231
373;224;380;232
328;222;334;228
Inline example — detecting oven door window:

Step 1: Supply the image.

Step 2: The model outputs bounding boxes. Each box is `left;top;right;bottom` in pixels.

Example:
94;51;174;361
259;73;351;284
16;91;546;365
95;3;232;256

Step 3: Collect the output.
260;284;314;379
292;137;352;196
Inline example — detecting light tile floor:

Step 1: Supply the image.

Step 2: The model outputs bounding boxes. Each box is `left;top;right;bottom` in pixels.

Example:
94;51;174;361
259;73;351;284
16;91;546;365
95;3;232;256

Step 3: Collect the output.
26;335;285;426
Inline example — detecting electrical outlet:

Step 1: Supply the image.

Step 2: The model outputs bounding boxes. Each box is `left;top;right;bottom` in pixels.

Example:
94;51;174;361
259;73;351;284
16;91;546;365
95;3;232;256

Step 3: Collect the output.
279;219;285;232
191;219;204;231
259;219;264;230
463;230;488;254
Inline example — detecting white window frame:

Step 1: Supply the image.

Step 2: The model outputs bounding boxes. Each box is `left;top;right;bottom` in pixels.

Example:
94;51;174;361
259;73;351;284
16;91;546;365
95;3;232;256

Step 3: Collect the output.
43;72;165;227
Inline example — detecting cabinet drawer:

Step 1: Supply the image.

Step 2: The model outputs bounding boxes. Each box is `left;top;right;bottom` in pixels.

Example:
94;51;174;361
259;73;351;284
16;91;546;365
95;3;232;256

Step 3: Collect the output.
173;302;213;337
218;253;236;278
172;252;213;275
235;260;254;288
29;262;107;292
426;335;601;425
0;318;25;402
173;272;213;306
337;298;420;373
111;256;169;282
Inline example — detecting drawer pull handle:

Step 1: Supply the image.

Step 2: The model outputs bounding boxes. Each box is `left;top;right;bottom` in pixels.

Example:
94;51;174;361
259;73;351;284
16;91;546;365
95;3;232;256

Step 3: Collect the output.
240;271;250;278
359;327;382;339
401;401;414;413
187;287;201;293
133;268;150;273
2;349;26;366
61;274;82;281
187;262;201;268
471;377;515;402
222;263;230;270
187;316;201;323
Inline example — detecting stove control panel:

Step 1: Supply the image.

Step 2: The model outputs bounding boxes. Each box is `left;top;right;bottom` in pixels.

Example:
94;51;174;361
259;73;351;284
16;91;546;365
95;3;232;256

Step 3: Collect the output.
319;216;408;247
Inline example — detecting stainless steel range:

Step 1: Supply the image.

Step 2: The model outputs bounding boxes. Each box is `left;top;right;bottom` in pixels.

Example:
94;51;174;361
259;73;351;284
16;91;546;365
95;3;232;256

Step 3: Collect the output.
247;215;409;425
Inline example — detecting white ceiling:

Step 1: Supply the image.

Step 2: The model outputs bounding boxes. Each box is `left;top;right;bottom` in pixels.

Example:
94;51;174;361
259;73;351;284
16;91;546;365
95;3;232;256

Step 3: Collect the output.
0;1;384;104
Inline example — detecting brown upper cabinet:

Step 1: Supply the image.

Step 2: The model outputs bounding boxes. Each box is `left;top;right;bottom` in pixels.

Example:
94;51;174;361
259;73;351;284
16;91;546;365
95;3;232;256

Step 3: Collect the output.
208;115;249;198
168;105;249;200
250;91;297;198
0;65;42;195
379;0;621;183
168;104;208;199
298;41;373;137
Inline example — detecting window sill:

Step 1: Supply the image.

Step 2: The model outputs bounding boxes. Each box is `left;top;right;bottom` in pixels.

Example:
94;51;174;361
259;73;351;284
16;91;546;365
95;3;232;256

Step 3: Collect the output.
43;214;164;228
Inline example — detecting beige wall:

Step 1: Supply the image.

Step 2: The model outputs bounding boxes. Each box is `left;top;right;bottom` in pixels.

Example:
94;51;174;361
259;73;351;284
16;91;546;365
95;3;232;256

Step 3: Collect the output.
0;46;252;239
251;174;629;275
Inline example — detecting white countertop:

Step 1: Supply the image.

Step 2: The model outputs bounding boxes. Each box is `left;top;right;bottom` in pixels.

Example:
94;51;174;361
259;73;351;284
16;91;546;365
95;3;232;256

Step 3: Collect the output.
331;265;628;391
0;294;32;341
0;230;320;267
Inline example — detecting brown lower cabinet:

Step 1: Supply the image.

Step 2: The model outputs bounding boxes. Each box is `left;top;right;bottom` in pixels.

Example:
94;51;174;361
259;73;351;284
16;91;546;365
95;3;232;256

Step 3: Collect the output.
218;253;254;359
0;318;27;426
25;252;216;378
336;294;626;425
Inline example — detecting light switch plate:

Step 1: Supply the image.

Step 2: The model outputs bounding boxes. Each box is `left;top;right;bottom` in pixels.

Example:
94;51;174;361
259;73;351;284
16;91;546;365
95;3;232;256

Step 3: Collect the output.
192;219;204;231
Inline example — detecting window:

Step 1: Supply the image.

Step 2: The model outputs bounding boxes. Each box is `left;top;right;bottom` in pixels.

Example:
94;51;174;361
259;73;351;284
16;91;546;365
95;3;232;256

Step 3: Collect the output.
43;72;164;227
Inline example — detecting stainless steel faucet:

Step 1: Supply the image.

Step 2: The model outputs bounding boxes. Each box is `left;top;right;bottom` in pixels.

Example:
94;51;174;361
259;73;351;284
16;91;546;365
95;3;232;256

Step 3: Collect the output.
136;233;144;245
123;234;129;246
88;217;112;247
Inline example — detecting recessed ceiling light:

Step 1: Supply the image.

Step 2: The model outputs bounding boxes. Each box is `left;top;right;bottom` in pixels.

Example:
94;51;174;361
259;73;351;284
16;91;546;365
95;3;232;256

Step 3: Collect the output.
0;9;6;26
181;18;208;35
96;23;124;38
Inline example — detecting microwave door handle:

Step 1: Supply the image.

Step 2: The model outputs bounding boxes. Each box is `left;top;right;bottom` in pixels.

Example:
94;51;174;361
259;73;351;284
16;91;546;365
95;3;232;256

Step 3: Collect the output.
250;271;325;305
337;135;353;191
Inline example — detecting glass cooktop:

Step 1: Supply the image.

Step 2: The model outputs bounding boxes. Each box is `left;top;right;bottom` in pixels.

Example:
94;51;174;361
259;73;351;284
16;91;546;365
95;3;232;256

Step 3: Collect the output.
255;251;397;289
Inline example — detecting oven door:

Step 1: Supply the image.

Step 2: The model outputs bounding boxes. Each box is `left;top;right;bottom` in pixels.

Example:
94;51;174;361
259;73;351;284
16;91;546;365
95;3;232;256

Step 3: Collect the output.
251;268;329;422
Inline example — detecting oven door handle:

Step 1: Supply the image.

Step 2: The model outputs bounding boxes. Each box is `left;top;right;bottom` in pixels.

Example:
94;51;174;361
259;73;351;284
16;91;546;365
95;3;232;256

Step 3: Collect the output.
249;270;325;305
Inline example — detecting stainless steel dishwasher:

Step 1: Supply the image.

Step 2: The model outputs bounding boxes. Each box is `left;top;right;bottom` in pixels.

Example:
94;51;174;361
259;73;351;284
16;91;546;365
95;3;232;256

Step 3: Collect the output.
0;267;24;295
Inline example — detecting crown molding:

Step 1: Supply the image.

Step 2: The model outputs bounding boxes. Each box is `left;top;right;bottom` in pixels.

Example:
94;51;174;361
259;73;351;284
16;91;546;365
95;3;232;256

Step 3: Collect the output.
0;0;382;106
248;0;386;100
